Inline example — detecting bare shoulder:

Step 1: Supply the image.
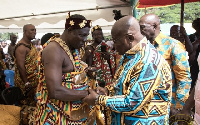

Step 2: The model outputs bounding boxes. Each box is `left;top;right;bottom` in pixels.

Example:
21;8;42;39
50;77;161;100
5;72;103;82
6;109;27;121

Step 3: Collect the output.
42;42;64;59
15;42;30;55
42;41;73;73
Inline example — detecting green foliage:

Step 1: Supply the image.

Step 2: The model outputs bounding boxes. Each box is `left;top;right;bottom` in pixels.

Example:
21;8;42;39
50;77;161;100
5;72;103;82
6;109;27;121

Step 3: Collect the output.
0;33;18;42
136;2;200;23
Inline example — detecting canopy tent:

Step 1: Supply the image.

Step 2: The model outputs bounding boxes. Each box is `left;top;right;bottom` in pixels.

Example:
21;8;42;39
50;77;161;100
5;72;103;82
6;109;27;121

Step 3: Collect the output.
0;0;132;33
135;0;199;8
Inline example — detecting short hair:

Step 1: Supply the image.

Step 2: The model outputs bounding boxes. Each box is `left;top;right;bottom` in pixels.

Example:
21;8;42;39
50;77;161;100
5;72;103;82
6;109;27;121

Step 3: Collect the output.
70;14;86;20
192;18;200;30
23;24;33;32
10;33;17;39
41;33;54;46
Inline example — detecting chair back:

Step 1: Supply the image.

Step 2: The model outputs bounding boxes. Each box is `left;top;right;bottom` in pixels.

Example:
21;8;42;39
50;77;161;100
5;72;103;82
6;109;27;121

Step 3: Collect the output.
1;87;24;105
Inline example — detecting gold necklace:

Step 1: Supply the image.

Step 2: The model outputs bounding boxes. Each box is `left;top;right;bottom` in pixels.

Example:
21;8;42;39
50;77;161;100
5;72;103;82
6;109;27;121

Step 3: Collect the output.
51;37;77;70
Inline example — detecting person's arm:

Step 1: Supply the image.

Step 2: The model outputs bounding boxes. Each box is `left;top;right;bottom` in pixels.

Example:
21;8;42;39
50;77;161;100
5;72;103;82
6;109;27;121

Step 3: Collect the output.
84;62;169;113
176;88;195;121
7;45;11;56
15;45;29;83
180;26;193;54
171;42;192;108
182;88;195;111
189;39;200;65
43;42;88;102
82;46;94;66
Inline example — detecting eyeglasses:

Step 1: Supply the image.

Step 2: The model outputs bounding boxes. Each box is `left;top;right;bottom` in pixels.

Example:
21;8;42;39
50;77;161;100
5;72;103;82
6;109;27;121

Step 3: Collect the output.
113;33;134;43
140;24;154;30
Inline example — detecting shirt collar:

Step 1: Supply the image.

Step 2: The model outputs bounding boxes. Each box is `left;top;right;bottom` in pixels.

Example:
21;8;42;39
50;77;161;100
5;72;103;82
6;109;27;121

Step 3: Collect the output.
154;32;165;45
125;37;148;55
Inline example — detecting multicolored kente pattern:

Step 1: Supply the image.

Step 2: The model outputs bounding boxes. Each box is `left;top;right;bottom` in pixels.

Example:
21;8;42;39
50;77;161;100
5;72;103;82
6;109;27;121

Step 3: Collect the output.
153;32;191;109
35;37;99;125
92;42;116;86
98;37;172;125
14;43;39;106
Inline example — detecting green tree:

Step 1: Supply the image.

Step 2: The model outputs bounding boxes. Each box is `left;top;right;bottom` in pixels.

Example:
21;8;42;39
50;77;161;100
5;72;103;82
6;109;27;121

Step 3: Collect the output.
0;33;18;42
136;2;200;23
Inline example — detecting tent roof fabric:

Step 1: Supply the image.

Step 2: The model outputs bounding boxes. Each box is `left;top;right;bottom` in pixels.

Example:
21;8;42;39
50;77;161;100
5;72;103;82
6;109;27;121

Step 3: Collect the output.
0;0;132;32
137;0;199;8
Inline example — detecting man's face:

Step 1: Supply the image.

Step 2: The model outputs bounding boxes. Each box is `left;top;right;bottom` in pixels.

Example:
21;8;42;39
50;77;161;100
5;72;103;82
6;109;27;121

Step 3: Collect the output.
139;20;155;40
112;32;130;55
1;41;7;48
170;26;184;43
25;25;36;40
92;30;104;44
70;27;90;49
10;35;17;44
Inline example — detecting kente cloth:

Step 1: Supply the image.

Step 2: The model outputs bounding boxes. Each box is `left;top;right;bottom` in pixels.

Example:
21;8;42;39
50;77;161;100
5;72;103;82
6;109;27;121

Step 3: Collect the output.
98;37;172;125
115;53;122;68
194;52;200;124
35;37;104;125
0;59;6;70
92;42;116;86
153;32;191;109
14;43;39;106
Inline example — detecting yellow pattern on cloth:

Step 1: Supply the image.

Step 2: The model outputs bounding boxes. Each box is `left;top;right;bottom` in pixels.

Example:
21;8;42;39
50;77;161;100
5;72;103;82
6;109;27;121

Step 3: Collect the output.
154;33;191;109
14;43;39;106
35;37;104;125
0;59;7;70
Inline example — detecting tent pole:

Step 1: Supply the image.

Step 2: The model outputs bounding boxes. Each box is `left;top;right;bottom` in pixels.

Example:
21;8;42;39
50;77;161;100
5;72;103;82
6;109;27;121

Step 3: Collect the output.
180;0;184;26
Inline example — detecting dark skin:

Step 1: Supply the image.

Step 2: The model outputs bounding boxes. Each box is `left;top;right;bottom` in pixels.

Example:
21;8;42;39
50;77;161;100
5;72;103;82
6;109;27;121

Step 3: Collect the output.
8;34;17;60
175;88;195;122
189;38;200;65
82;29;110;78
139;14;160;44
82;29;108;66
83;16;144;106
170;25;194;63
15;24;36;85
42;27;91;102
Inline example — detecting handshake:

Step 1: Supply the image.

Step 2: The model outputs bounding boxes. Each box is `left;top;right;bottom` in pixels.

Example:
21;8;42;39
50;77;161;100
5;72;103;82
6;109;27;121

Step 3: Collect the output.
82;87;108;106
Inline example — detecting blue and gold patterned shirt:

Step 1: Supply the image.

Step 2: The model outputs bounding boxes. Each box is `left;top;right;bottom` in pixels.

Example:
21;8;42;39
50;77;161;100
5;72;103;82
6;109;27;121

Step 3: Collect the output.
153;32;191;109
98;37;172;125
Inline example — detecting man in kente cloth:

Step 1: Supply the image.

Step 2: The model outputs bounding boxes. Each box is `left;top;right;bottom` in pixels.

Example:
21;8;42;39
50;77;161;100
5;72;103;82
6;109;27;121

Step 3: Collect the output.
35;14;104;125
82;25;116;87
14;24;38;106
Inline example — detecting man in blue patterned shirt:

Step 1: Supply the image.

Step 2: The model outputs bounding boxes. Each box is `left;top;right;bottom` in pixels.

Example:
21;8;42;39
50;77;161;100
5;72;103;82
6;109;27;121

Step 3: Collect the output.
139;14;192;119
83;16;172;125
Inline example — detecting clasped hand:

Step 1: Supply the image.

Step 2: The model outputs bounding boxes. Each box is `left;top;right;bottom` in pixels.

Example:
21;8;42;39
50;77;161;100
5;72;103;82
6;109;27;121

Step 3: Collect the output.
85;66;97;78
101;52;110;60
82;87;108;106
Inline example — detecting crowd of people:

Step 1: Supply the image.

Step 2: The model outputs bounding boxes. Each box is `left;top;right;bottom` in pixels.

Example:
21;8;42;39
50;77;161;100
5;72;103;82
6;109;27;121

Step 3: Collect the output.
0;13;199;125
